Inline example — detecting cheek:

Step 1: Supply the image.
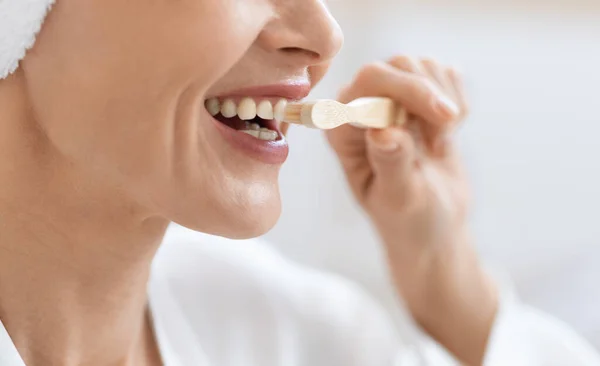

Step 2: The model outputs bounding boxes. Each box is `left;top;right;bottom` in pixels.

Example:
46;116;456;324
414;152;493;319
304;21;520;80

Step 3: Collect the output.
23;0;269;174
23;0;283;235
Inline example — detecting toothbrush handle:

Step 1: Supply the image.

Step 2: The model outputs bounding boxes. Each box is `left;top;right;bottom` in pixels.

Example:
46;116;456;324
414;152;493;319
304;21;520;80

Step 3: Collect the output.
300;100;352;129
303;98;405;130
347;97;396;129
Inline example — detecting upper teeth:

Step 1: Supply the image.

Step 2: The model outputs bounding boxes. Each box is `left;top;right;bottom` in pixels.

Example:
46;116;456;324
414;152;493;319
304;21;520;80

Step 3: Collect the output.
257;100;273;120
205;97;288;122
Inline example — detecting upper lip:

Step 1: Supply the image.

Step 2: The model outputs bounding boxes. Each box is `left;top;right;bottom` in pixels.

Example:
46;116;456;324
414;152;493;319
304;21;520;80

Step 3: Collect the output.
214;80;311;102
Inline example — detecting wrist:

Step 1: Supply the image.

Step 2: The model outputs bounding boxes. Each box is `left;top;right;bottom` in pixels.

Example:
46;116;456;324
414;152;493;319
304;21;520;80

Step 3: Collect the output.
383;228;498;365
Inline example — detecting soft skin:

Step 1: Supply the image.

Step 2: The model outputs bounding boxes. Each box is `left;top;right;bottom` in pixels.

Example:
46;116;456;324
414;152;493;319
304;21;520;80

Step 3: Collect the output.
0;0;496;365
328;57;498;365
17;0;341;239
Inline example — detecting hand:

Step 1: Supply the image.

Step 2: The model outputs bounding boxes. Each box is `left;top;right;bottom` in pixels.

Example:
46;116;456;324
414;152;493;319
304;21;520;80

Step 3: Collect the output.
327;56;497;365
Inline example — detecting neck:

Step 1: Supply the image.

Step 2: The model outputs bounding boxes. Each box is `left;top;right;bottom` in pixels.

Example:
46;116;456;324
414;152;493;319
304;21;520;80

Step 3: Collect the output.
0;71;169;365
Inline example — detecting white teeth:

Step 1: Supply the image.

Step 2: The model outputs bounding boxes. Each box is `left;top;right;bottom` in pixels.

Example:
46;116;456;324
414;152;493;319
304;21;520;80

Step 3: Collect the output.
242;130;260;138
257;100;274;119
207;97;288;125
273;99;287;122
221;99;237;118
242;129;277;141
249;123;260;131
206;98;220;116
259;130;278;141
241;127;278;141
237;98;257;120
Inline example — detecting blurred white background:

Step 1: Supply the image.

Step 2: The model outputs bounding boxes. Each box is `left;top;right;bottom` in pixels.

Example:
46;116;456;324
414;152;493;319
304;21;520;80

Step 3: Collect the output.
265;0;600;348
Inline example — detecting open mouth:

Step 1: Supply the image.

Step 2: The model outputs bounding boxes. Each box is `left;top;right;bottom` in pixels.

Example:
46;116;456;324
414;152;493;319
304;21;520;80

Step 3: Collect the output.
205;97;288;142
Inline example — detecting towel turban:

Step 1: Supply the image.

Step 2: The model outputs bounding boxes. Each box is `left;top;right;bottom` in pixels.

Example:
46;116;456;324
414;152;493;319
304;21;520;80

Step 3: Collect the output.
0;0;56;79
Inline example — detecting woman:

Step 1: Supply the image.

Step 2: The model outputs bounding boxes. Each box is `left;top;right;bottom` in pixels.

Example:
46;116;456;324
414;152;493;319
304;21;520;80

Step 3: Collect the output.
0;0;598;365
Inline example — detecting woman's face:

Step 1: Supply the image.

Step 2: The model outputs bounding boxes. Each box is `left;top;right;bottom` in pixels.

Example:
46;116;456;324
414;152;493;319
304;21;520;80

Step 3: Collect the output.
22;0;342;238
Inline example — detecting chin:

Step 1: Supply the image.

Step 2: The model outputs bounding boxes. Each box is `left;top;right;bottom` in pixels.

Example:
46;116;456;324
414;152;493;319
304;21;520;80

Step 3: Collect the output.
215;177;283;239
168;193;282;240
222;203;282;240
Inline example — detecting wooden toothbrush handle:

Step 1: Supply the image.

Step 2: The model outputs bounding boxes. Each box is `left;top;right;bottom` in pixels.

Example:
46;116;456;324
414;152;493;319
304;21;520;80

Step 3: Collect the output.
347;97;395;129
301;100;352;129
305;98;407;129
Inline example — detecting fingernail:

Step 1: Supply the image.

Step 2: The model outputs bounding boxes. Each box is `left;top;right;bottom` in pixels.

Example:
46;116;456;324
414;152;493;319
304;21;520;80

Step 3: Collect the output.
435;94;460;119
372;129;402;152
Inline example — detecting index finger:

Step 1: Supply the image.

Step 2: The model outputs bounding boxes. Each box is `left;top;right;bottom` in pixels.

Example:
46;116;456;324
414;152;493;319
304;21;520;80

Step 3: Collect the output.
343;62;460;126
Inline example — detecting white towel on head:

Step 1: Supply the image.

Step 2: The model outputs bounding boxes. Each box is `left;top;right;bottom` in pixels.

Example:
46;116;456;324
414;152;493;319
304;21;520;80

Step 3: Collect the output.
0;0;56;79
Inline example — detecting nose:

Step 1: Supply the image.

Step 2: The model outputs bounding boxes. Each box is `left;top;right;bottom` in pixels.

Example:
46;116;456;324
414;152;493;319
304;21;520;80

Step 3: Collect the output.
258;0;344;66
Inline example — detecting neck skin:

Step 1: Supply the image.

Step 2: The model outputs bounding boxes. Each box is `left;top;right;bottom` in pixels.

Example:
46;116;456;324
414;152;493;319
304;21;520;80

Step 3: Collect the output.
0;71;169;365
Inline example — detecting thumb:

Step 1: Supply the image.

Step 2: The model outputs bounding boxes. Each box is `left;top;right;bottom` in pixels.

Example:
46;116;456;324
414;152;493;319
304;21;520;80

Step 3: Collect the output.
366;127;417;197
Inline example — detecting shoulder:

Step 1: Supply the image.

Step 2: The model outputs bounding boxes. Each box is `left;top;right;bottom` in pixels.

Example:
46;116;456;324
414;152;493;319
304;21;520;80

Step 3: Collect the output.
151;224;400;365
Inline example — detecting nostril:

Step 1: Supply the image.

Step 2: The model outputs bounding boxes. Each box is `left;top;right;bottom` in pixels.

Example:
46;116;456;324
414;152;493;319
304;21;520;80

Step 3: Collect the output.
279;47;320;60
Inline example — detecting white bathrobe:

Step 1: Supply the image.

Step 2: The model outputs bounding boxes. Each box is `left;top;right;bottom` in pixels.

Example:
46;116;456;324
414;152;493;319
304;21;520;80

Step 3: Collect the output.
1;224;600;366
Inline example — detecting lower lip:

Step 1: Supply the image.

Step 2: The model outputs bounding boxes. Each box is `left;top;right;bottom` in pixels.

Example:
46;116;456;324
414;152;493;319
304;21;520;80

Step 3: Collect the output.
210;115;289;165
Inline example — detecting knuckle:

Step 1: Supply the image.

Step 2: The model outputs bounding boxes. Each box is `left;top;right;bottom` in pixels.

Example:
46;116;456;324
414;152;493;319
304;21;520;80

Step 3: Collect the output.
388;55;423;74
420;57;440;69
412;74;438;97
388;55;412;66
354;62;387;84
350;62;390;93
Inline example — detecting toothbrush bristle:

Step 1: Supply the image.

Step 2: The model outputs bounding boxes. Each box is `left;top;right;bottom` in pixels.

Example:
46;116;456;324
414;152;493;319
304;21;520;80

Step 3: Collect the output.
283;103;303;124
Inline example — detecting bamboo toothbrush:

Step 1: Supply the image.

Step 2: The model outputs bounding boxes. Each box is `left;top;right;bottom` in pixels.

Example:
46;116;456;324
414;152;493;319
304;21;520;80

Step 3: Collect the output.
283;97;407;129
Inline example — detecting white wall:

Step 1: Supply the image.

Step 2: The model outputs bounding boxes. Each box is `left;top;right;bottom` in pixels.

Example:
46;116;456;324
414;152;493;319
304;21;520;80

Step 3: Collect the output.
265;0;600;347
